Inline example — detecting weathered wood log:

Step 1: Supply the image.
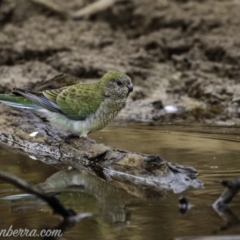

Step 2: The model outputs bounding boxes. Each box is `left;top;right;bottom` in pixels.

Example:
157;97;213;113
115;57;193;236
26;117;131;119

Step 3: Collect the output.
0;104;203;195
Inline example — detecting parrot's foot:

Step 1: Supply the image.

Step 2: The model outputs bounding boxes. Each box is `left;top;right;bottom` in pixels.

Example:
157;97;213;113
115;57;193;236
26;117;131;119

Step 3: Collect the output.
80;136;96;144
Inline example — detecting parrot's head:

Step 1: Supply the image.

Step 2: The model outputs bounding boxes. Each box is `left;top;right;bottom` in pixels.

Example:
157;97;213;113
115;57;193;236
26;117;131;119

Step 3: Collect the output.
99;72;133;100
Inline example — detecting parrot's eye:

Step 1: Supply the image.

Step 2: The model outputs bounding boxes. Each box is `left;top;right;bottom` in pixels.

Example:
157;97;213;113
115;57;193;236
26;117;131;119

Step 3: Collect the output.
116;80;123;86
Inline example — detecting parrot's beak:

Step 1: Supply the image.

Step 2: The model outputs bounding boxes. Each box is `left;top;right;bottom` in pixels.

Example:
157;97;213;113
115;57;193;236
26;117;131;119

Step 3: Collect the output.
127;83;133;93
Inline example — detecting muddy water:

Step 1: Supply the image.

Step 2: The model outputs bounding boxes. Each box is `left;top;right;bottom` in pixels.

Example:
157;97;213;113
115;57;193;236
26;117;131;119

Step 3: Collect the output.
0;125;240;239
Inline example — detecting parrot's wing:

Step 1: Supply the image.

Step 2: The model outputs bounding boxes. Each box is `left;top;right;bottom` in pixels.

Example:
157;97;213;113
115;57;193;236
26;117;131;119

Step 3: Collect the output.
14;83;103;121
43;84;103;120
13;88;64;114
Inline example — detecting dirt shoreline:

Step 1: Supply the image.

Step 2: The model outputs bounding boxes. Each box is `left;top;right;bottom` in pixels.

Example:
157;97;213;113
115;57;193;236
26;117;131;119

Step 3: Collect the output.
1;0;240;125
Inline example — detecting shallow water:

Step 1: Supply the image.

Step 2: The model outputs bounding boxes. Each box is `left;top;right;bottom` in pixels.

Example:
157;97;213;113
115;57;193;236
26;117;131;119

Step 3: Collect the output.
1;124;240;239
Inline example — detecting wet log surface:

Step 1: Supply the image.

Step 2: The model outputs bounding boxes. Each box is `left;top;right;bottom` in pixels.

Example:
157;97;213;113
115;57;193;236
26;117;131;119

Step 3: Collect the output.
0;104;202;194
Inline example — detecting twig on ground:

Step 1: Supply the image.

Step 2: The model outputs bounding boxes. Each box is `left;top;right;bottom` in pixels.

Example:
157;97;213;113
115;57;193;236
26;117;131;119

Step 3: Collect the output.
29;0;68;18
29;0;130;20
71;0;128;20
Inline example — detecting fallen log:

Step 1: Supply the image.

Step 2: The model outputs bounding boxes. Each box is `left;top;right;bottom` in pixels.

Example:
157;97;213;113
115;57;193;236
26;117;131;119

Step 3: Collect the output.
0;105;203;195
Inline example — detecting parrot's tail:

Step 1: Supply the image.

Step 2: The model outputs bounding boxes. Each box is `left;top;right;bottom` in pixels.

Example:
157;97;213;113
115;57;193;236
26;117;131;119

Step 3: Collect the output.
0;94;42;110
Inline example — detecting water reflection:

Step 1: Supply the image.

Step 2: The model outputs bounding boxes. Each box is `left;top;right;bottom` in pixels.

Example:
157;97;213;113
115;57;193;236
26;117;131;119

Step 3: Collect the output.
39;169;130;225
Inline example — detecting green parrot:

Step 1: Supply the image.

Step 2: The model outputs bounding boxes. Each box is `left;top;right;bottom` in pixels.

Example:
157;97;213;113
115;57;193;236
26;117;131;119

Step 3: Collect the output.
0;72;133;140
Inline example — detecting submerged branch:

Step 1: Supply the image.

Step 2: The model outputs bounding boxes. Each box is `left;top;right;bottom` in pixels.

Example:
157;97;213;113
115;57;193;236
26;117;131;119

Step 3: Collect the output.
213;177;240;209
0;170;76;218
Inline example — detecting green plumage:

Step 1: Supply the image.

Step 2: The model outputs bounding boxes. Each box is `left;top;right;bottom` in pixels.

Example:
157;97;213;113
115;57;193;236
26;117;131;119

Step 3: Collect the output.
0;72;133;138
43;84;103;120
